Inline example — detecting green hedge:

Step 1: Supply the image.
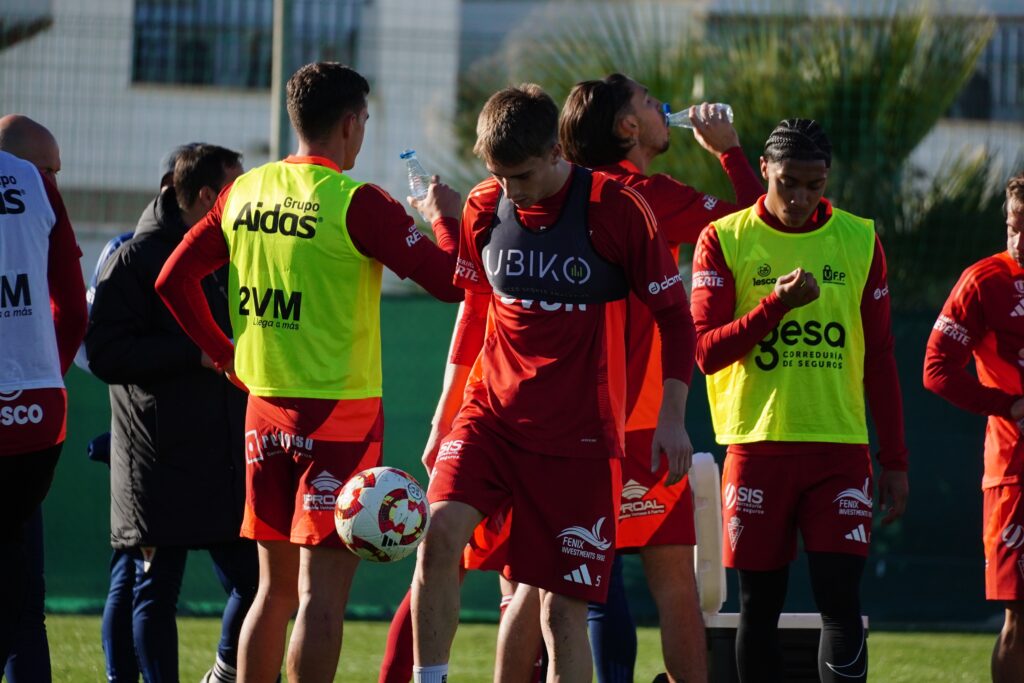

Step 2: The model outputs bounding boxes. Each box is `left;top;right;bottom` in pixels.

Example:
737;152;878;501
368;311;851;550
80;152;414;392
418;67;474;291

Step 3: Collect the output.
44;298;995;626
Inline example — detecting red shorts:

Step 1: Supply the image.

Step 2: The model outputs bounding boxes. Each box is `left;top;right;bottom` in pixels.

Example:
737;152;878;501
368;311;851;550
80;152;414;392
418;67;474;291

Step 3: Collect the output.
0;388;67;456
721;448;873;570
983;485;1024;601
617;429;696;550
241;402;383;548
462;503;512;572
430;420;621;602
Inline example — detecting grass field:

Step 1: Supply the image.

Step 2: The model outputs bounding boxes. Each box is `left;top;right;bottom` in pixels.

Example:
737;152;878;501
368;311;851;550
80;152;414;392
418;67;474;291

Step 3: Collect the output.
46;614;994;682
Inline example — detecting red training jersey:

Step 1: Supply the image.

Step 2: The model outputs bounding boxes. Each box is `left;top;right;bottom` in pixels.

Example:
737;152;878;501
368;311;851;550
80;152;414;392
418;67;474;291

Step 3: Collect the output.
594;150;762;430
452;166;691;460
924;252;1024;488
594;149;764;249
690;197;908;470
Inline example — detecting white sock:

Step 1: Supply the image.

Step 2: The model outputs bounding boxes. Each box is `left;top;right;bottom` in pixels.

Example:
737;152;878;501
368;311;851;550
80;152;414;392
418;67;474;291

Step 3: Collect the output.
413;664;449;683
211;655;237;682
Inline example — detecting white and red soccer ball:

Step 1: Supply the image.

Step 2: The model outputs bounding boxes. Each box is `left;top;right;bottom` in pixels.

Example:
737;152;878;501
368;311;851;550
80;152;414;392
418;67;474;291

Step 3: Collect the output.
334;466;430;562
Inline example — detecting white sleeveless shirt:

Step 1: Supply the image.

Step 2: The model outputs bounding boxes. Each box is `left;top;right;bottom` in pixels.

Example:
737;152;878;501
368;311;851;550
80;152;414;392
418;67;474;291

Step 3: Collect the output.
0;150;62;393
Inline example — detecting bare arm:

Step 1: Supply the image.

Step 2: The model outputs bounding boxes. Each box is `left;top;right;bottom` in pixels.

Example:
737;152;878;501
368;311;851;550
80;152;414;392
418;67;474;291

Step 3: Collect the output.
651;378;694;485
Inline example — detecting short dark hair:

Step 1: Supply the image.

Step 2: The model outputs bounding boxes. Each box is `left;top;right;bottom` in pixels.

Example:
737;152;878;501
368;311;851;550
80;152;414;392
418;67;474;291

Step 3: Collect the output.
474;84;559;166
160;142;204;189
173;144;242;208
1007;172;1024;213
763;119;832;167
286;62;370;143
559;74;635;168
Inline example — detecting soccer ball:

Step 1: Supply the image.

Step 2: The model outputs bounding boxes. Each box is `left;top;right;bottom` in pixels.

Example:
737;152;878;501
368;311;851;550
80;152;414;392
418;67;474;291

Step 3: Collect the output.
334;466;430;562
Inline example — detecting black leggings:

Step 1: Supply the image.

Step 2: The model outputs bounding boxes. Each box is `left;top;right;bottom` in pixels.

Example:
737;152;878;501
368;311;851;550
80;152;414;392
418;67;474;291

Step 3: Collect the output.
736;553;866;683
0;444;62;665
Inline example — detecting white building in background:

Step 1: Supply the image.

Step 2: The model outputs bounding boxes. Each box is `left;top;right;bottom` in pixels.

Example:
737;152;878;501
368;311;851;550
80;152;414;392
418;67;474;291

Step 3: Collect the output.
462;0;1024;181
0;0;460;245
1;0;1021;254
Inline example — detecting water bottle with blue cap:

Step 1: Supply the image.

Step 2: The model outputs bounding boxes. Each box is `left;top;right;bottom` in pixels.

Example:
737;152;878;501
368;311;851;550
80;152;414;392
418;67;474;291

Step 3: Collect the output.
663;102;734;129
400;149;431;200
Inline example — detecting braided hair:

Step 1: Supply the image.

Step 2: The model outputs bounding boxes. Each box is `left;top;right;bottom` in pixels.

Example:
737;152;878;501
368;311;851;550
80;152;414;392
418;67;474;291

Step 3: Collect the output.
763;119;832;167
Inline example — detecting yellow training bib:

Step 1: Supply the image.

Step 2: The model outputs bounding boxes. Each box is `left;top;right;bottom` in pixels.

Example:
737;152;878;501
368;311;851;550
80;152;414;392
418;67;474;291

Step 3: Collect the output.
707;205;875;444
221;161;382;399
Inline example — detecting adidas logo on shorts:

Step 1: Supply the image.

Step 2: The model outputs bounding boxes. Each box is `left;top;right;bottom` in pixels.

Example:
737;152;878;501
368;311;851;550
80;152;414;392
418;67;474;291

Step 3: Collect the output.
563;564;594;586
844;524;869;543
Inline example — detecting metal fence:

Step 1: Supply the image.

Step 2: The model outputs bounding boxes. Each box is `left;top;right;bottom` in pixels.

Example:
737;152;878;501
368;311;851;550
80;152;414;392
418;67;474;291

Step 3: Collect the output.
3;0;1024;625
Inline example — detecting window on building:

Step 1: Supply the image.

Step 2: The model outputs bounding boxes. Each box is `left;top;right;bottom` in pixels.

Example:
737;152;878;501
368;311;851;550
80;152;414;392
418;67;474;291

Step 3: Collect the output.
132;0;362;89
949;19;1023;122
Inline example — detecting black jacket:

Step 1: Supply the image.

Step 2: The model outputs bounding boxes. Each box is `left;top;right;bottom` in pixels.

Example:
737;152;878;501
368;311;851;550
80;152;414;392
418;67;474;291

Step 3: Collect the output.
85;188;246;549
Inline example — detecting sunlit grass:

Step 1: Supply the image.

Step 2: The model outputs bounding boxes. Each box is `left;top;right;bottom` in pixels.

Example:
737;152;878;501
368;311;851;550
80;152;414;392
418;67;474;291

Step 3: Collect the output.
47;614;994;682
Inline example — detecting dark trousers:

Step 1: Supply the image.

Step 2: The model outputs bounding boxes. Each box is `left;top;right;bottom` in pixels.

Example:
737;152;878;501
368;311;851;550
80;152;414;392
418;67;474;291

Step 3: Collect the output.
0;444;61;667
120;540;258;683
102;549;140;682
588;554;637;683
3;507;51;682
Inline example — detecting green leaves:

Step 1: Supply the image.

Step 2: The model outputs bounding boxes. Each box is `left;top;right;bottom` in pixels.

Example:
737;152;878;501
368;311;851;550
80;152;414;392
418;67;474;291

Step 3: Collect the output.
450;0;1003;308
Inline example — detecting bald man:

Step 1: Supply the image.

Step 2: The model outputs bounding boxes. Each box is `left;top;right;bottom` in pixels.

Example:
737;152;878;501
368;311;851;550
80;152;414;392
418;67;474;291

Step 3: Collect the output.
0;115;73;683
0;115;61;185
0;114;86;670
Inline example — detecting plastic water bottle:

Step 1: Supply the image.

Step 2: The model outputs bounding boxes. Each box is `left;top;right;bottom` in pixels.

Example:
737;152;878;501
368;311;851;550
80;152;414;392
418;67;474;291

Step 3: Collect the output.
400;149;431;200
663;103;734;129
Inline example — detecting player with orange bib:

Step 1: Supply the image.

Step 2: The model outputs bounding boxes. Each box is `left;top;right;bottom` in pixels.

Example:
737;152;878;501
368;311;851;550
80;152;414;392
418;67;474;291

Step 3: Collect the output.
924;173;1024;683
690;119;909;683
156;63;464;683
410;84;696;683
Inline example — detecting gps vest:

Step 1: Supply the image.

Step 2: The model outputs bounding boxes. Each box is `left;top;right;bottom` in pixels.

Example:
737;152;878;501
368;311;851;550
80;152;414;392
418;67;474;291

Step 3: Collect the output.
707;204;875;444
221;161;382;399
481;167;629;303
0;151;62;393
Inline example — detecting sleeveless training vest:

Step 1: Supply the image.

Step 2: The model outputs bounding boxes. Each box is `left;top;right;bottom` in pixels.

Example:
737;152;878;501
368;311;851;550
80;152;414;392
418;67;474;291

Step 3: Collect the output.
220;161;382;399
0;151;62;393
706;204;875;444
481;167;629;304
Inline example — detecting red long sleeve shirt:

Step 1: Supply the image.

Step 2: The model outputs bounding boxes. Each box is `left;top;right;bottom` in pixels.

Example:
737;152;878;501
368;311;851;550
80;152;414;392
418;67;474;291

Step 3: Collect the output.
923;251;1024;488
447;169;693;459
690;197;908;470
595;148;765;249
592;148;763;430
448;169;695;386
44;176;88;374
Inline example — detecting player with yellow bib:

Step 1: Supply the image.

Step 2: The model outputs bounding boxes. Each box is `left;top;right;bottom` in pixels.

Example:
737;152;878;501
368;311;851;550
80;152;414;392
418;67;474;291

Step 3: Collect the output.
157;63;464;683
690;119;909;683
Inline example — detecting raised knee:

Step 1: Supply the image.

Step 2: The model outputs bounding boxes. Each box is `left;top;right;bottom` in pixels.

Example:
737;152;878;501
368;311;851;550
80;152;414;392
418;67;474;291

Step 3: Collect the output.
418;507;471;570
